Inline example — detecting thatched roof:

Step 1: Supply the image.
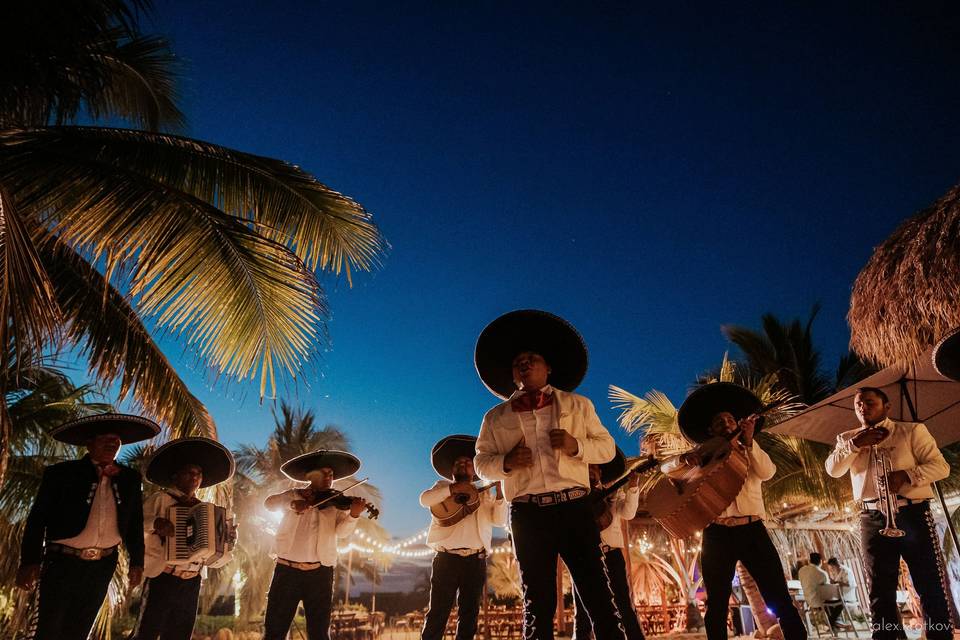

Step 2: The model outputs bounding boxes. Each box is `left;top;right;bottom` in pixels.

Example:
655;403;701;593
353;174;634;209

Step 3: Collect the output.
849;182;960;367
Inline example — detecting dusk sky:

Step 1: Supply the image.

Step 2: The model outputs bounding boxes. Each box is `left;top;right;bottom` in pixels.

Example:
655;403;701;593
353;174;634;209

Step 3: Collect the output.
104;1;960;536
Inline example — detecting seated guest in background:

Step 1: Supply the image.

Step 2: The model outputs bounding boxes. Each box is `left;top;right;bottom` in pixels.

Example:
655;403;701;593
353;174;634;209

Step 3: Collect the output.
16;414;160;640
826;558;856;603
132;437;237;640
798;553;846;631
420;435;506;640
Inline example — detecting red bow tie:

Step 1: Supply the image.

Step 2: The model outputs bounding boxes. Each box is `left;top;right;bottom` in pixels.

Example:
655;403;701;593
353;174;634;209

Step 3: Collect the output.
96;462;120;478
511;390;553;413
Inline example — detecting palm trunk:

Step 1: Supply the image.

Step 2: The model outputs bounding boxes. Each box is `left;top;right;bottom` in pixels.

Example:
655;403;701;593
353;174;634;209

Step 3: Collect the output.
737;562;783;638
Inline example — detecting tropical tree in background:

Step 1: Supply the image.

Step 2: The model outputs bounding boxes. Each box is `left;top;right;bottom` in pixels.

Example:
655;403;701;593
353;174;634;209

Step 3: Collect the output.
0;0;386;482
230;403;386;621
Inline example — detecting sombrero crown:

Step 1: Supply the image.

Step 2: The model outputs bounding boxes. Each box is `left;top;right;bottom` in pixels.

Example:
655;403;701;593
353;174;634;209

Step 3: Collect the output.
146;437;235;488
475;309;588;399
51;413;160;446
280;450;361;482
677;382;764;444
431;434;477;480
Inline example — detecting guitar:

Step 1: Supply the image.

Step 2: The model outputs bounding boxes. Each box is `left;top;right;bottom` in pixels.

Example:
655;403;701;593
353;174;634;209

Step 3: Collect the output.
430;482;498;527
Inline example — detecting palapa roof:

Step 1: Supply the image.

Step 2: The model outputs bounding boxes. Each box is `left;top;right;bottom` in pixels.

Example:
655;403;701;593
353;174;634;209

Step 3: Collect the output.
849;182;960;367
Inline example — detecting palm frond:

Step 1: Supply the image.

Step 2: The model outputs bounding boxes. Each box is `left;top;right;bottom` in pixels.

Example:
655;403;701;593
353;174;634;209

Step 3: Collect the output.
609;385;678;435
0;186;62;373
41;240;216;438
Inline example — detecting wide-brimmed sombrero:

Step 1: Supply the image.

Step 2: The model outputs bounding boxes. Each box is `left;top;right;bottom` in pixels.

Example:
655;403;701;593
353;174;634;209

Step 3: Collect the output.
51;413;161;446
598;446;626;484
431;435;478;480
280;450;361;482
475;309;588;399
933;328;960;382
146;437;235;488
677;382;764;444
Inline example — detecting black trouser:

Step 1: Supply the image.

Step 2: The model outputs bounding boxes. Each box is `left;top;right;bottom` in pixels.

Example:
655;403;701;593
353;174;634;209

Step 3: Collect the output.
511;497;627;640
35;551;118;640
421;551;487;640
861;501;955;640
701;520;806;640
131;572;202;640
263;562;335;640
573;548;645;640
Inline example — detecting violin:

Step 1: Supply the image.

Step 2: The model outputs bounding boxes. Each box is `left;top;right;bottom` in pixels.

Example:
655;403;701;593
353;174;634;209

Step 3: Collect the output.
590;456;659;530
302;478;380;520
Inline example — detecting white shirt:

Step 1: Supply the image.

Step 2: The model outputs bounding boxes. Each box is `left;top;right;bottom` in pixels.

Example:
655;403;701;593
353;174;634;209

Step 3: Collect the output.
419;480;508;553
53;471;121;549
825;418;949;501
142;489;233;578
716;442;776;518
475;387;616;502
599;486;640;548
798;563;832;608
265;489;359;566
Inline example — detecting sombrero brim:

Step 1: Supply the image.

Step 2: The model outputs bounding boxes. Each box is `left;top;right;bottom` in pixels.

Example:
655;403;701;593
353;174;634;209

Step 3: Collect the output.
599;446;626;484
933;328;960;382
677;383;763;444
475;309;588;399
280;450;361;482
431;435;478;480
146;437;235;488
51;413;160;446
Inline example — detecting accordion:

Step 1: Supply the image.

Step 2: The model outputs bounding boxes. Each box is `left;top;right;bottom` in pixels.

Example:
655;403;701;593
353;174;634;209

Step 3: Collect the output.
165;502;231;566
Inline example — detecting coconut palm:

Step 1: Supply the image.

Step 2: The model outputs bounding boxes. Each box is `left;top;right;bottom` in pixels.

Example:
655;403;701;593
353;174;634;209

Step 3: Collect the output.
0;0;386;483
230;402;385;621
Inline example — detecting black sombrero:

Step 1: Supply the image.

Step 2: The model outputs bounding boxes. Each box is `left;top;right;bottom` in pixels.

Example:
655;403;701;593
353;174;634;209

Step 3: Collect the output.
51;413;161;446
431;434;478;480
598;446;626;484
933;328;960;382
677;382;764;444
280;450;361;482
475;309;588;399
146;437;235;488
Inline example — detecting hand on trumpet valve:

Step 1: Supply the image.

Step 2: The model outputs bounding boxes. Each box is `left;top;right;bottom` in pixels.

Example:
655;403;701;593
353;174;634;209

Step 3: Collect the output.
886;469;910;494
853;426;889;448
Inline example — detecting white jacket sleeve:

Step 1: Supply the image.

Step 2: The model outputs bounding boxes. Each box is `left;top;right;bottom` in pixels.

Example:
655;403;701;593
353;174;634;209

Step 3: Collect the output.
475;410;511;482
335;509;359;538
419;481;451;508
574;398;616;464
614;487;640;520
748;443;776;481
143;492;165;534
825;432;865;478
906;423;949;486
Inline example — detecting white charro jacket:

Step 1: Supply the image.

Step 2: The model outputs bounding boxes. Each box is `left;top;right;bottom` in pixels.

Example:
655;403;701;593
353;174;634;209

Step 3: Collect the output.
419;480;508;553
824;418;948;501
474;388;616;502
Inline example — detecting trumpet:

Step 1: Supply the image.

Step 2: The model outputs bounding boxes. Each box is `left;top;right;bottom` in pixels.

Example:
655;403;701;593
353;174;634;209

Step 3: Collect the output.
872;445;905;538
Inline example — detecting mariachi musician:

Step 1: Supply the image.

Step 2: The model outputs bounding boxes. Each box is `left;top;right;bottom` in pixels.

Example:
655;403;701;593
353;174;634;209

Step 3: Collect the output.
132;437;237;640
16;413;160;640
263;449;372;640
573;447;645;640
419;434;506;640
664;383;806;640
474;309;627;640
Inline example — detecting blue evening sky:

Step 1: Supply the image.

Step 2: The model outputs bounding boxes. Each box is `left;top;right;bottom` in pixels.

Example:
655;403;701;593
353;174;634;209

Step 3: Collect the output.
117;1;960;536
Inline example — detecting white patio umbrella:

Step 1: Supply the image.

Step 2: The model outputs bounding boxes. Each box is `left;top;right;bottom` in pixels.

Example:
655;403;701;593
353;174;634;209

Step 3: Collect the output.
768;347;960;552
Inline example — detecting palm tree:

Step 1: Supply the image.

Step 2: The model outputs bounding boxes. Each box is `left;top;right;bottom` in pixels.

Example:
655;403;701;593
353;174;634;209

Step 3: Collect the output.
0;0;386;482
230;402;384;622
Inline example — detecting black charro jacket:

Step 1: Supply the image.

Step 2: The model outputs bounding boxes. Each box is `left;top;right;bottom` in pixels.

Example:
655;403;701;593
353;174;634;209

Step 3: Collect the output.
19;455;145;567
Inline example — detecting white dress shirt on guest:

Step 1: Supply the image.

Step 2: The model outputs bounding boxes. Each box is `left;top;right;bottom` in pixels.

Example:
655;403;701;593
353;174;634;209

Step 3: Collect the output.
475;386;616;502
825;418;949;501
52;471;121;550
265;489;358;566
599;486;640;548
420;480;508;553
798;563;832;608
142;489;233;578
